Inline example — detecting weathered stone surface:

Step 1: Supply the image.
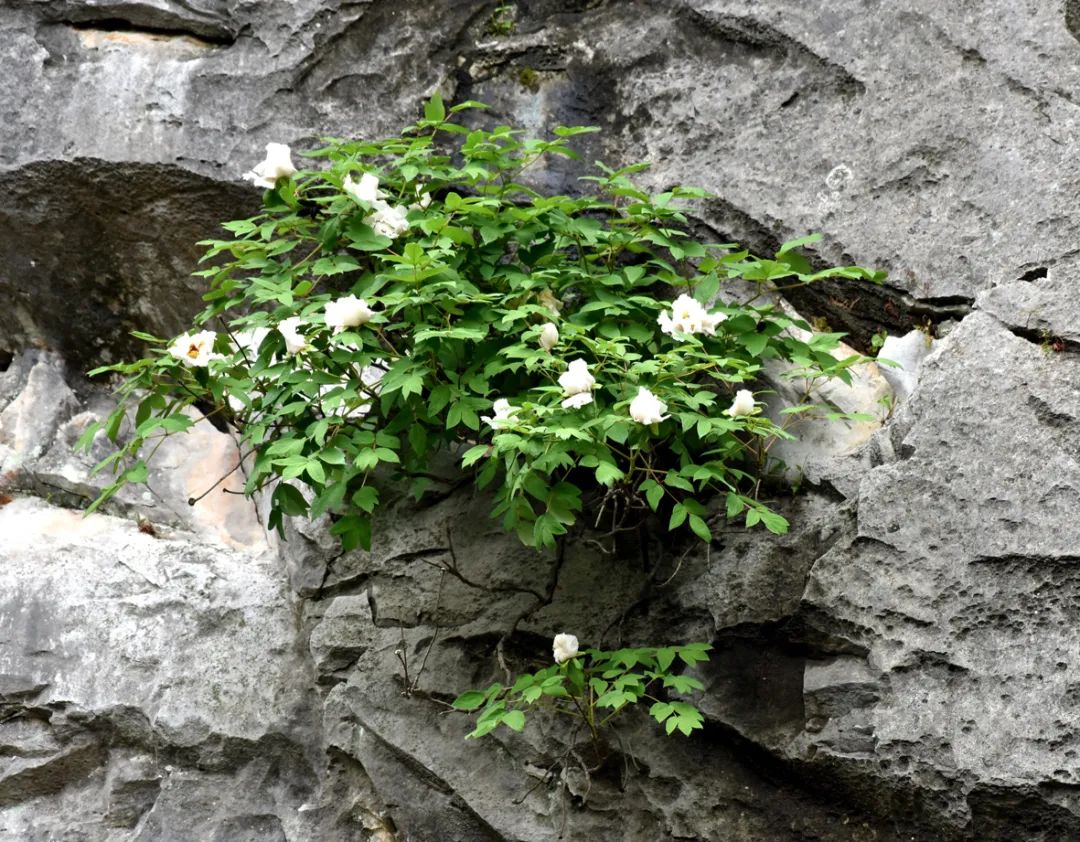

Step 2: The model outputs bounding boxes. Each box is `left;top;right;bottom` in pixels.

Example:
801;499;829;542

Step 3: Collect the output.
6;0;1080;839
794;312;1080;835
0;349;270;549
0;495;313;839
5;0;1079;361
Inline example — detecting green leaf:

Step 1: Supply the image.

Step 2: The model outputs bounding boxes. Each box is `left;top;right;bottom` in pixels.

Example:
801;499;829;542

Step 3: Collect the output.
305;460;326;484
758;508;790;535
424;92;446;123
741;331;769;357
502;709;526;732
594;461;624;486
123;460;149;484
642;481;664;511
650;702;674;723
329;514;372;552
777;232;822;255
462;444;490;467
272;482;309;517
452;691;487;711
345;218;393;251
553;125;600;137
688;514;711;543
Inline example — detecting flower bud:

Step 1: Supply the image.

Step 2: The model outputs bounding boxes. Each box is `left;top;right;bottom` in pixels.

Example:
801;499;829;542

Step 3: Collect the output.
539;322;559;352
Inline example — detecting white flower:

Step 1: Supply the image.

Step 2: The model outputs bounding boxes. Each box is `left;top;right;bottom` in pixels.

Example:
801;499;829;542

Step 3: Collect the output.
343;172;383;205
231;327;269;358
409;185;432;210
558;358;595;397
701;311;727;335
658;294;726;337
366;202;410;239
278;317;308;355
629;386;668;425
325;295;374;334
243;143;297;189
168;330;221;367
561;392;593;410
552;633;579;664
482;398;519;429
725;389;757;417
538;322;559;352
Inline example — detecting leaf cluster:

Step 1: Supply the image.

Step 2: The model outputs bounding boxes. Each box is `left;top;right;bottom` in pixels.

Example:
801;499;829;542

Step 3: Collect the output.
452;643;713;739
80;95;884;551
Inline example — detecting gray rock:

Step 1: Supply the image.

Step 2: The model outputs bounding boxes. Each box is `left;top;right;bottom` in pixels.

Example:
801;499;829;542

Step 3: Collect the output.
796;312;1080;834
7;0;1080;838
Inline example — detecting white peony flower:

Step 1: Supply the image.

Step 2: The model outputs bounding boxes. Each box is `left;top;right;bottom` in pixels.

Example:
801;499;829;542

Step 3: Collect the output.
558;358;595;397
366;202;410;239
629;386;668;425
725;389;757;417
343;172;383;205
168;330;221;367
409;185;432;210
230;327;269;359
553;633;579;664
658;294;726;337
701;311;727;335
243;143;297;189
325;295;374;334
561;392;594;410
538;322;559;352
481;398;519;429
278;317;308;355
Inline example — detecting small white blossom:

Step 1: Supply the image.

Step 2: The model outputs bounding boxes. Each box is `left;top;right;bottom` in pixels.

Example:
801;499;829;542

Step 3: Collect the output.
278;317;308;355
629;386;668;425
552;633;579;664
658;294;726;337
343;172;383;205
482;398;519;429
561;392;594;410
168;330;221;367
243;143;296;189
538;322;559;352
325;295;374;334
409;185;432;210
231;327;269;358
366;203;410;239
558;358;595;397
725;389;757;417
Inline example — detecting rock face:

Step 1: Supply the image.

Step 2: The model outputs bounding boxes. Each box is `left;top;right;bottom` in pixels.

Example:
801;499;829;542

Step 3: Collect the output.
5;0;1080;840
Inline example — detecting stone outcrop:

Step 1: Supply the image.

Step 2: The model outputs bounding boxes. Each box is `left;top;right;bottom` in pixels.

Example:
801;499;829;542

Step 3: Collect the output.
5;0;1080;840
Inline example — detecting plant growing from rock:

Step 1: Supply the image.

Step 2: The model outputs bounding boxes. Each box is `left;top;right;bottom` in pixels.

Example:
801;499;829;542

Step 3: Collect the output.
454;637;712;740
80;94;883;742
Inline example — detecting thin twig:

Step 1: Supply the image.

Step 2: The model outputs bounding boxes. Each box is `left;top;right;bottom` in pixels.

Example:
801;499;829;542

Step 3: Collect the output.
187;449;255;505
407;567;445;695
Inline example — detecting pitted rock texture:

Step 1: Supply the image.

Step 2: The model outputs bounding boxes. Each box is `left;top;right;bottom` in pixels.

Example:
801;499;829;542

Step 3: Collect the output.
5;0;1080;840
5;0;1078;361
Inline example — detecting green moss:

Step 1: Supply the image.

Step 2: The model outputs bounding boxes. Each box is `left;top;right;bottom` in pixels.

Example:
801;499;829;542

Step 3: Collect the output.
516;66;541;92
485;4;516;36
